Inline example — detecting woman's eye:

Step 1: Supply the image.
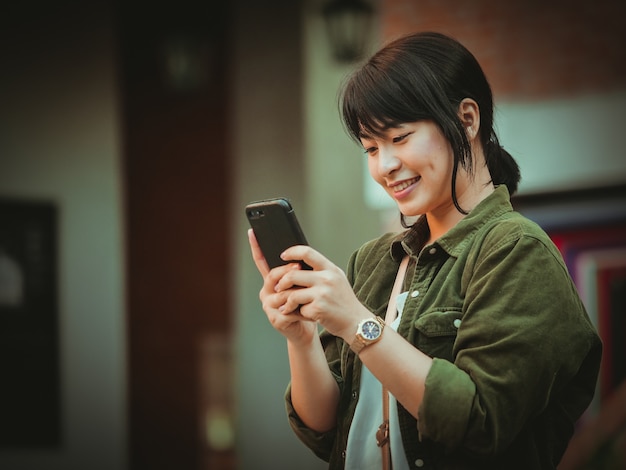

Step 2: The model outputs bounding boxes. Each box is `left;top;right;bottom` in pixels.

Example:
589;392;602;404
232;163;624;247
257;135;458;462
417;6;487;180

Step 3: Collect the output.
363;146;378;156
393;133;410;143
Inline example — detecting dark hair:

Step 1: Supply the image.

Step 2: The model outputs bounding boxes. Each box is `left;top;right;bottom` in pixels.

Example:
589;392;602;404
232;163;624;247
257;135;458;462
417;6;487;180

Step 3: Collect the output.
340;31;520;219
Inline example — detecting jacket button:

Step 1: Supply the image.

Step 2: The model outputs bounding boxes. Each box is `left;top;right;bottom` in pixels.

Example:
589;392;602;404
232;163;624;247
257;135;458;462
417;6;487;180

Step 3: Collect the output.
415;458;425;467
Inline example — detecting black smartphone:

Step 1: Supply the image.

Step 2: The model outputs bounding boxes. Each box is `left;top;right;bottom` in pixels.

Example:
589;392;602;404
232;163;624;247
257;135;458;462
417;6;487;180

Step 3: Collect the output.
245;197;311;270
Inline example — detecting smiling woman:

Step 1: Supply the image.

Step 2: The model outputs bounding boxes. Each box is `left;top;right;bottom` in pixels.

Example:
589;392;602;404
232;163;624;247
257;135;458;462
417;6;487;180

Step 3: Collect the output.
248;31;601;470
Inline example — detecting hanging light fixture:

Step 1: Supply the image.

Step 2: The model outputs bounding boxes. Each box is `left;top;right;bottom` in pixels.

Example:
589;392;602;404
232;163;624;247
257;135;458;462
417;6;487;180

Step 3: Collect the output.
322;0;374;63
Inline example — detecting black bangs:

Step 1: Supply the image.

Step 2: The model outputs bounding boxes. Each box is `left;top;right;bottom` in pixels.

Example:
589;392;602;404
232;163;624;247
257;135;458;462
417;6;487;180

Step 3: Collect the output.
340;57;433;143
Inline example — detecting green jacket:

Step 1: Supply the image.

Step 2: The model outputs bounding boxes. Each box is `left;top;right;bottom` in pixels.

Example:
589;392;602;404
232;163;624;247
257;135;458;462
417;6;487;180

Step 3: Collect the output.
286;186;602;469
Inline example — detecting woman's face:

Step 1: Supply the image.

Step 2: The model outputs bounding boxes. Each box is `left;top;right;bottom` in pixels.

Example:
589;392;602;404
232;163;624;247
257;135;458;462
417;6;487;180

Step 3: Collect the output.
360;120;463;218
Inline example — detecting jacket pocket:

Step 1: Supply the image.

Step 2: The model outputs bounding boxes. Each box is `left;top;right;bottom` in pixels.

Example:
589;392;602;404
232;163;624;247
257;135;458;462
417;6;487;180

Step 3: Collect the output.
413;308;462;361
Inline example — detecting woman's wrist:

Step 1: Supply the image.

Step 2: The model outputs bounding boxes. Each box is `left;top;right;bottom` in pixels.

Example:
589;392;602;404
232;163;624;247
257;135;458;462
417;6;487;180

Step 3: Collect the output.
336;303;376;344
286;329;318;351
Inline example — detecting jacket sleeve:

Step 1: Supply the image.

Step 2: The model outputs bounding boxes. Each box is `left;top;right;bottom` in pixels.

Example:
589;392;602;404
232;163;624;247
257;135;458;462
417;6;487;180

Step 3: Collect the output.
417;221;602;457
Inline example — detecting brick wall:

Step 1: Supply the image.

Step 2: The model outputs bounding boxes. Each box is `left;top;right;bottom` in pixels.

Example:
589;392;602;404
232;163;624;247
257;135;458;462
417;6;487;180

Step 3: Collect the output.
381;0;626;100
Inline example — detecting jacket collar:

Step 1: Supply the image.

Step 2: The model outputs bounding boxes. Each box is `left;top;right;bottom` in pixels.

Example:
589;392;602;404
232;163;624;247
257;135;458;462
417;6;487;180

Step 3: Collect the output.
390;185;514;260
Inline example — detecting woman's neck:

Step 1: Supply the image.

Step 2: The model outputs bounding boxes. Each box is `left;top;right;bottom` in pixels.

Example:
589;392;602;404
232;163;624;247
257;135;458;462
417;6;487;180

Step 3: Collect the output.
426;173;495;244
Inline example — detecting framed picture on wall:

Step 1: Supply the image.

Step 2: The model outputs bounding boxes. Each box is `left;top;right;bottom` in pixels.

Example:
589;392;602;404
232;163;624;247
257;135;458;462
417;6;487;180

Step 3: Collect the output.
0;197;60;448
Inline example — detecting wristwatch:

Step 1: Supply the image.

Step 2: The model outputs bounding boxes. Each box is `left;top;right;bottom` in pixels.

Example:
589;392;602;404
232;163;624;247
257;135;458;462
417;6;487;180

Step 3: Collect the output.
350;316;385;354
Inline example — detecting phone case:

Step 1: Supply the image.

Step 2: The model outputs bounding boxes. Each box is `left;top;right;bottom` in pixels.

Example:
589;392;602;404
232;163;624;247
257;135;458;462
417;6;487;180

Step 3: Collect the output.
245;198;310;269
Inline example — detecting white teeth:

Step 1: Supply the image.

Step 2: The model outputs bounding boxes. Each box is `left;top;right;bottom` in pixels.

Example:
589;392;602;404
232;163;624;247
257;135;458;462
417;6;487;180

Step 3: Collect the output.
393;177;419;192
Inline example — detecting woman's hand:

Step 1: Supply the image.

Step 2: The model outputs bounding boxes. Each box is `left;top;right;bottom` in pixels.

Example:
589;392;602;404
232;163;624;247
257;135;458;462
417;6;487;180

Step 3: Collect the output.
248;229;342;431
247;229;318;345
274;244;371;342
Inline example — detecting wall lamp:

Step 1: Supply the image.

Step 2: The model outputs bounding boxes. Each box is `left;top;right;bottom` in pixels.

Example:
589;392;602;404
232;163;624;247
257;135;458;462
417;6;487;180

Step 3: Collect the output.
322;0;375;63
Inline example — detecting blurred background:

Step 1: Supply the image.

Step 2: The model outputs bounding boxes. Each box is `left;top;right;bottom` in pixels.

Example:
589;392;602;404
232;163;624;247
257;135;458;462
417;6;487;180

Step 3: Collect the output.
0;0;625;469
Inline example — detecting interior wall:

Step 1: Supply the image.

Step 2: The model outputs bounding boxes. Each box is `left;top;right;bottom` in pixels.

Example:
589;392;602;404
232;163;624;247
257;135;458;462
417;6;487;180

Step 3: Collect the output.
0;2;126;469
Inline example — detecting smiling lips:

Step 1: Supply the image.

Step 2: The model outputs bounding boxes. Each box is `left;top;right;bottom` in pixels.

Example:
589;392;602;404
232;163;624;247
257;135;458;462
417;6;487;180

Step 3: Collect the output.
390;176;420;193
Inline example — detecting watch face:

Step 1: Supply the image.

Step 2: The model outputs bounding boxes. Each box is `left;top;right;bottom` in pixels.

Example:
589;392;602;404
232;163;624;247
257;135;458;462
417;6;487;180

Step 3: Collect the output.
361;320;382;340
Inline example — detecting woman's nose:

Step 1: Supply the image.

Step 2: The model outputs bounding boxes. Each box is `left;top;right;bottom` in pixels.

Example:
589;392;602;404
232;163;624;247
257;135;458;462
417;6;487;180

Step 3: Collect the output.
378;147;401;175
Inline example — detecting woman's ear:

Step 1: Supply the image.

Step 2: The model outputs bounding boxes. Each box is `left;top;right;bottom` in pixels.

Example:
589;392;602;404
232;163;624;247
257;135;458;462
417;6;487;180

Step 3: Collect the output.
458;98;480;140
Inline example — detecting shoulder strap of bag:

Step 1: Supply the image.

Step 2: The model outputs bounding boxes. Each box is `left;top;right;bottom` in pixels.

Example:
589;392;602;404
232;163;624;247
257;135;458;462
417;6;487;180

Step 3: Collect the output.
376;255;409;470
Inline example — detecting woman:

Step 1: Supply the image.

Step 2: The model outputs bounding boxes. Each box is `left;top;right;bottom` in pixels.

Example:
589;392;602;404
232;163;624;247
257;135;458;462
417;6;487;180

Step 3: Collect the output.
248;31;601;469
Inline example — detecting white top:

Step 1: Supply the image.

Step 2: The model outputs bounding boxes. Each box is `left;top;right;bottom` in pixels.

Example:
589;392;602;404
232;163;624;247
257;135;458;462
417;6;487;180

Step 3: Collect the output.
345;291;410;470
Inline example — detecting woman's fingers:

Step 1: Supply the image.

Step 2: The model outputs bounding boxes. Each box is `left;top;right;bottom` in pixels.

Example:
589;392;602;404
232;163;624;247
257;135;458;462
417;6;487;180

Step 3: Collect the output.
247;230;320;343
279;291;308;316
248;228;270;277
249;231;327;278
280;245;329;272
